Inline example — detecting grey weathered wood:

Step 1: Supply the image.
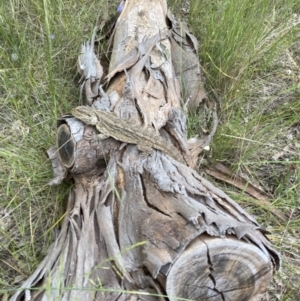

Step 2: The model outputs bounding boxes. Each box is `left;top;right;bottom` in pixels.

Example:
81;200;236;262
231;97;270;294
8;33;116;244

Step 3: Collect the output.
10;1;279;300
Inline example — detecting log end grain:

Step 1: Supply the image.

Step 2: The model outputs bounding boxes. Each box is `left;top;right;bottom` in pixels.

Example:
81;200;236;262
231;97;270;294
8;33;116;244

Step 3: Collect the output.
166;235;273;301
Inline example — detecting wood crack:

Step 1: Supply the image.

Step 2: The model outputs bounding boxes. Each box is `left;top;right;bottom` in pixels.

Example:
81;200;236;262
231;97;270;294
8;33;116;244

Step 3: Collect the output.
202;239;226;301
140;174;171;218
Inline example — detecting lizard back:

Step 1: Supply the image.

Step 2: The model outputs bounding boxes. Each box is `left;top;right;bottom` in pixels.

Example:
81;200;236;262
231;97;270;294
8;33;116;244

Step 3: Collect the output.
71;106;185;163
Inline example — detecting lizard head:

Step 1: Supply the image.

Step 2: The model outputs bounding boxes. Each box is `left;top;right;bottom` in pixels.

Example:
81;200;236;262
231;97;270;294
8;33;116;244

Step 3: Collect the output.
71;106;98;125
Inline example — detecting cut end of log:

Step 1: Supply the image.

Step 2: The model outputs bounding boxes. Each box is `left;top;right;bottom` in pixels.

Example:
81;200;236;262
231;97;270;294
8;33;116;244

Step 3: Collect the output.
57;123;76;168
166;235;273;301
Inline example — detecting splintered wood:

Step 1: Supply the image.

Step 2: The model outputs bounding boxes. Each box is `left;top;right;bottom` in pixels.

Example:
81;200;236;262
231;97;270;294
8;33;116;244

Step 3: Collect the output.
10;0;280;300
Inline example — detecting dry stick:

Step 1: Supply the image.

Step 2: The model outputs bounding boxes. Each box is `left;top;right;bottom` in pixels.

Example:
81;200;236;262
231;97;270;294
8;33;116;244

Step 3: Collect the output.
107;0;128;50
202;105;218;148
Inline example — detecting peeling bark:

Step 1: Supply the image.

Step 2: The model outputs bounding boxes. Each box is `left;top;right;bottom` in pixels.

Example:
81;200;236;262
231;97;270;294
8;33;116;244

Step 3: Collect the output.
10;1;280;301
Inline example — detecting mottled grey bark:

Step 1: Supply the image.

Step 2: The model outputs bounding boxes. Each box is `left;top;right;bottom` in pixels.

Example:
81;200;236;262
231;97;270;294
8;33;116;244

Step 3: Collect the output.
10;1;279;300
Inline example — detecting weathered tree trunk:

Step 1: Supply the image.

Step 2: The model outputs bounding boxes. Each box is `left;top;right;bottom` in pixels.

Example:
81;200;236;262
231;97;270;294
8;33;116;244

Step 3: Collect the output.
10;1;280;300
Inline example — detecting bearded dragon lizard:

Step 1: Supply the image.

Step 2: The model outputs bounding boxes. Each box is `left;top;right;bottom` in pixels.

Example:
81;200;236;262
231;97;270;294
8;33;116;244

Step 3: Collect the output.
71;106;186;164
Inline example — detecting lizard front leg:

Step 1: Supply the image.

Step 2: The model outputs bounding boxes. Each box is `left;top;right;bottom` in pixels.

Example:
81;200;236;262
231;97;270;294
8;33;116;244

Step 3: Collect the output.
137;143;154;159
84;132;110;143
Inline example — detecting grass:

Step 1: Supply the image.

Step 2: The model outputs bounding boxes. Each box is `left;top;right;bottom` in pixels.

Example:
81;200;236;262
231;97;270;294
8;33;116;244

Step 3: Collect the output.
188;0;300;299
0;0;300;299
0;0;118;291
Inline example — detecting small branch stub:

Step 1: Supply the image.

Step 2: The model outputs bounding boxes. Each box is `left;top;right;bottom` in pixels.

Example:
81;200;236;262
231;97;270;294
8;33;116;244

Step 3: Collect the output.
57;123;76;168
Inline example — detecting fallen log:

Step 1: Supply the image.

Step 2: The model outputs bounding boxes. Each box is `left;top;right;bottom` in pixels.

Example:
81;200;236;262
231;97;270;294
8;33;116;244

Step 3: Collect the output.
9;0;280;300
